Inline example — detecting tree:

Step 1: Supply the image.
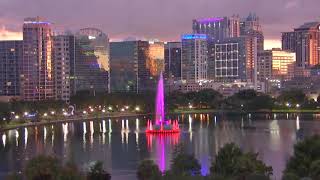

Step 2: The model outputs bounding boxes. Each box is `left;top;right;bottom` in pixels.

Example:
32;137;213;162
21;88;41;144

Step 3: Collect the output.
87;161;111;180
136;160;161;180
24;155;61;180
59;161;83;180
277;89;306;106
283;135;320;179
211;143;272;179
170;144;201;176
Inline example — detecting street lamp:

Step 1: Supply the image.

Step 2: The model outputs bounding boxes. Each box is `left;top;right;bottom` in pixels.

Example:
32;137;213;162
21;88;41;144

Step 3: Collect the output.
43;113;48;117
296;104;300;108
51;111;55;115
102;109;106;113
24;112;29;116
125;106;129;110
90;108;94;112
83;111;87;114
135;106;140;111
189;104;193;109
286;102;290;107
108;106;112;111
15;115;19;120
121;108;125;112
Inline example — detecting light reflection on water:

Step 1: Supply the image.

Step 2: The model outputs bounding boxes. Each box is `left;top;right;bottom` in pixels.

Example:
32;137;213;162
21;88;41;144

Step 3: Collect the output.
1;113;320;179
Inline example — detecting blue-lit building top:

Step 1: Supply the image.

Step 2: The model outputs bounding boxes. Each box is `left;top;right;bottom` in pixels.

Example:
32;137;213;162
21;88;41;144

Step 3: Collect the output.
181;34;207;40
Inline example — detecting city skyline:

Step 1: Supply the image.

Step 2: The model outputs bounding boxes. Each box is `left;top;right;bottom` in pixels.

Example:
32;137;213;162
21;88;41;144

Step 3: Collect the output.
1;0;320;49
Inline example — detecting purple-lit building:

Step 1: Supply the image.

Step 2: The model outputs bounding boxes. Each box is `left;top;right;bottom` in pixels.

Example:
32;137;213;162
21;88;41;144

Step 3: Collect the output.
193;15;240;41
21;17;54;101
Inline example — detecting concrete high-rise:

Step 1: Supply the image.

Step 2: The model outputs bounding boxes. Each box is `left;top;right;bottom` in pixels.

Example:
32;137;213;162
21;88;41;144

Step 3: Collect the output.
193;15;240;41
164;42;181;80
52;34;75;102
74;28;110;95
0;41;23;98
21;17;54;101
282;22;320;68
181;34;208;82
240;13;264;51
257;50;272;81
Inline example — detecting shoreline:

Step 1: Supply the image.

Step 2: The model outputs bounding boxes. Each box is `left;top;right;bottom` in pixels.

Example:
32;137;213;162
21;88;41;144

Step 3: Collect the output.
1;109;320;132
0;113;151;132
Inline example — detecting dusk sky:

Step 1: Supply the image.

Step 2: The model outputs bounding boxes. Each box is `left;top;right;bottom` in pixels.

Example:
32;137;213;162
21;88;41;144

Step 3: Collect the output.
0;0;319;49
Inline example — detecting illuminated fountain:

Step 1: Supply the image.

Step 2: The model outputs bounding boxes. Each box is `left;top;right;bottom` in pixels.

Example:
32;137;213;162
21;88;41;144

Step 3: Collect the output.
146;73;180;134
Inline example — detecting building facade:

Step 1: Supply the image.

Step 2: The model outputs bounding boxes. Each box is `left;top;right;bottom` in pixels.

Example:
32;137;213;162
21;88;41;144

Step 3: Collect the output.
164;42;181;81
110;41;164;93
74;28;110;95
52;35;75;102
257;50;272;81
282;22;320;68
193;15;240;41
0;41;23;97
21;17;54;101
208;37;250;82
181;34;208;82
271;49;296;80
240;13;264;51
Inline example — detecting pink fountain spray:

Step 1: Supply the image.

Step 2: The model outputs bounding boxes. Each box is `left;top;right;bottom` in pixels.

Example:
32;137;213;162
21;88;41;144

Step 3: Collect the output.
146;73;180;133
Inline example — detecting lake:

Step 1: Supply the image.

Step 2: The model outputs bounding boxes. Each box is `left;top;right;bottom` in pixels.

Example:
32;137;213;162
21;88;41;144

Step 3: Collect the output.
1;113;320;180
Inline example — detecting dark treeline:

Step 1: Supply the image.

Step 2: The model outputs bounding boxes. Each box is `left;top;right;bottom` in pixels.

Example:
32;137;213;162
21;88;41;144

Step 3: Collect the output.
0;89;319;120
6;135;320;180
167;89;320;111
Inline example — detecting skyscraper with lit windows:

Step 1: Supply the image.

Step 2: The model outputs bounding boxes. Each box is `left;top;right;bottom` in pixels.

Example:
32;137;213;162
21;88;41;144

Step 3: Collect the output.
21;17;54;101
0;41;23;97
181;34;208;82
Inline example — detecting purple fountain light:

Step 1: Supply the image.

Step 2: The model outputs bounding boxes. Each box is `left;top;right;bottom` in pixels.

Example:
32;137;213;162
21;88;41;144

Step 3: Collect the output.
155;73;165;125
146;72;179;133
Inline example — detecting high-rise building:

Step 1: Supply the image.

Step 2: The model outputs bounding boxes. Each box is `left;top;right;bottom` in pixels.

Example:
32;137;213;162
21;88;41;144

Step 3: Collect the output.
110;41;139;93
164;42;181;80
282;22;320;68
208;37;247;82
21;17;54;101
0;41;23;97
110;41;164;93
257;50;272;81
52;34;75;102
74;28;110;95
240;13;264;51
245;36;258;83
181;34;208;82
193;15;240;41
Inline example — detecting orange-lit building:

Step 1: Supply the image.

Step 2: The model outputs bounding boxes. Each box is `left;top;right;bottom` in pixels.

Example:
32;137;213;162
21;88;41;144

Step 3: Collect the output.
147;42;165;76
21;17;54;101
270;49;296;80
282;22;320;68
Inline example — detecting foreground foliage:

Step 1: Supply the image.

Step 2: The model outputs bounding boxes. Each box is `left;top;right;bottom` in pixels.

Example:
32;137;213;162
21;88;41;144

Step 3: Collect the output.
283;135;320;180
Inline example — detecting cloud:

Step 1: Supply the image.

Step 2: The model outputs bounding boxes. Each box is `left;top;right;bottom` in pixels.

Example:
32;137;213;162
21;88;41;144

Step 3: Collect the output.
0;26;22;40
285;0;299;9
0;0;319;44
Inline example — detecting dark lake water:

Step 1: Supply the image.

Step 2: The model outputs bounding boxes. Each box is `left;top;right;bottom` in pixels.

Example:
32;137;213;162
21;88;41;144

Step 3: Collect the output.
1;113;320;180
